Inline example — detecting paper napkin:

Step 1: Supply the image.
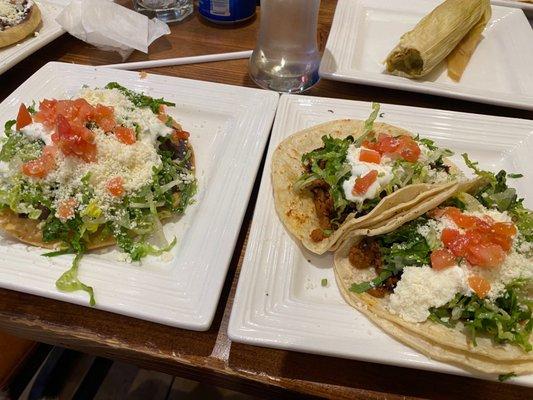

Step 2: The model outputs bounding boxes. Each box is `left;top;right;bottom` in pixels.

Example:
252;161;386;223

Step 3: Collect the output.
56;0;171;60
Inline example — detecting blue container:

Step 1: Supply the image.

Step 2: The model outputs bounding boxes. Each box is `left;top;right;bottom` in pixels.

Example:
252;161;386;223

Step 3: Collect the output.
199;0;256;24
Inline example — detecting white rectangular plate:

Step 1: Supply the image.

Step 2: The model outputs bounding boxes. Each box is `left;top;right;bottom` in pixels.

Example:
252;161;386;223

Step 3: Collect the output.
0;62;279;330
0;1;69;76
492;0;533;16
319;0;533;110
228;93;533;385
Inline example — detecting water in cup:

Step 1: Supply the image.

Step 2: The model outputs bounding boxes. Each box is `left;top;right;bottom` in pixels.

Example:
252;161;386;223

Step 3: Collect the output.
249;0;321;93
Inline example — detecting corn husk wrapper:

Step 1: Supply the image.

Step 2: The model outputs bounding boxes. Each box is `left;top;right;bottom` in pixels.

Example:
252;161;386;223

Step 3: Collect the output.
385;0;491;79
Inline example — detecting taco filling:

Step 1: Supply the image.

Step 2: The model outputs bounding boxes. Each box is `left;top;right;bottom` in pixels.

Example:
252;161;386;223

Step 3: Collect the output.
347;159;532;351
0;83;197;305
294;104;461;242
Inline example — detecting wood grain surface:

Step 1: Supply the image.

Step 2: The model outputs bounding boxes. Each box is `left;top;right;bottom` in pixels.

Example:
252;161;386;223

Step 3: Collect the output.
0;1;531;399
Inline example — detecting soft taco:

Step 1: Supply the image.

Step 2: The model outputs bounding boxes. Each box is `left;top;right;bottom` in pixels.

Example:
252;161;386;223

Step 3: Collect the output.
272;103;465;255
0;83;197;304
334;158;533;374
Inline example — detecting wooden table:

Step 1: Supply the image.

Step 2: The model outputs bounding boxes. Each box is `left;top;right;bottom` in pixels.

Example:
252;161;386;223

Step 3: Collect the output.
0;1;532;399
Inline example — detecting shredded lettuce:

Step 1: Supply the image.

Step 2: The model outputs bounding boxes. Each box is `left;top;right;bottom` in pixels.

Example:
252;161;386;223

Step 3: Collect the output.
105;82;175;114
349;217;431;294
294;135;353;218
463;154;533;241
0;132;42;162
429;279;532;351
55;253;95;306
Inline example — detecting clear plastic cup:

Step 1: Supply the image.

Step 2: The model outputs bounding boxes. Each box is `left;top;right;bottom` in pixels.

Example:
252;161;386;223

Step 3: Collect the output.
249;0;321;93
133;0;193;23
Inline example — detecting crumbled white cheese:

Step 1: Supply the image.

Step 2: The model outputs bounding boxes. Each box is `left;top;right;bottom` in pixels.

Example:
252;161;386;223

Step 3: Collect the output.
388;265;470;323
466;209;512;223
45;128;161;213
21;122;52;145
342;147;394;203
79;88;173;145
0;0;33;30
465;250;533;300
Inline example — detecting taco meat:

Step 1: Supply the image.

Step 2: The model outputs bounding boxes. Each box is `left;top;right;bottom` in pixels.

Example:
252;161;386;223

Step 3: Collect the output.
348;238;399;298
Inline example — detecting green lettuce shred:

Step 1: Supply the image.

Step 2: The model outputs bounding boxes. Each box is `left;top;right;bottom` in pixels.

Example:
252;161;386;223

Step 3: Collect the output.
105;82;175;114
55;253;95;306
429;279;532;351
462;154;533;241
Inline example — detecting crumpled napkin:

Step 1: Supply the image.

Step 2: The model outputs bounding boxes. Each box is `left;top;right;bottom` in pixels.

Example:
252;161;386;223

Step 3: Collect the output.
56;0;170;60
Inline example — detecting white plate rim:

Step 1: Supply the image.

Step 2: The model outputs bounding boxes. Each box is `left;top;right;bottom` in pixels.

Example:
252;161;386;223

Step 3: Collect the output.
319;0;533;111
228;92;533;386
0;61;279;331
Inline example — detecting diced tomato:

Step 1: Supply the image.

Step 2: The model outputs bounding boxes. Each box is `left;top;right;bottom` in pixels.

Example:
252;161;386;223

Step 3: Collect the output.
57;198;77;222
468;275;491;298
114;126;136;145
441;228;460;247
21;145;57;178
359;148;381;164
16;103;33;130
431;248;456;270
52;115;97;162
441;228;470;257
93;104;116;132
465;243;506;268
376;134;401;154
372;134;420;162
491;222;517;238
396;136;421;162
106;177;125;197
352;170;378;195
34;99;58;129
361;140;378;151
171;129;190;142
443;207;478;230
486;233;513;252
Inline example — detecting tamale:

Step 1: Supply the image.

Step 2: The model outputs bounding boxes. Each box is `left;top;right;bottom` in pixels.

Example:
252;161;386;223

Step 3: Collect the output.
385;0;491;79
447;0;491;81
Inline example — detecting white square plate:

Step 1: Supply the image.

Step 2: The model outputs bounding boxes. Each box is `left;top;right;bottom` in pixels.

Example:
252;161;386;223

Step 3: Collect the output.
0;62;279;330
0;1;69;76
319;0;533;110
228;94;533;385
492;1;533;16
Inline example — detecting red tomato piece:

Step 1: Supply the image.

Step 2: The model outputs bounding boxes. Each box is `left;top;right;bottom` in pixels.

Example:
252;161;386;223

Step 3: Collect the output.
171;129;190;141
376;134;401;154
93;104;116;132
352;170;378;195
107;177;125;197
444;207;481;230
114;126;136;145
21;145;57;178
57;198;77;222
397;135;421;162
359;148;381;164
491;222;517;238
361;140;378;151
52;115;97;162
16;103;33;130
431;248;456;270
465;242;506;268
468;275;491;298
441;228;471;257
34;99;58;129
